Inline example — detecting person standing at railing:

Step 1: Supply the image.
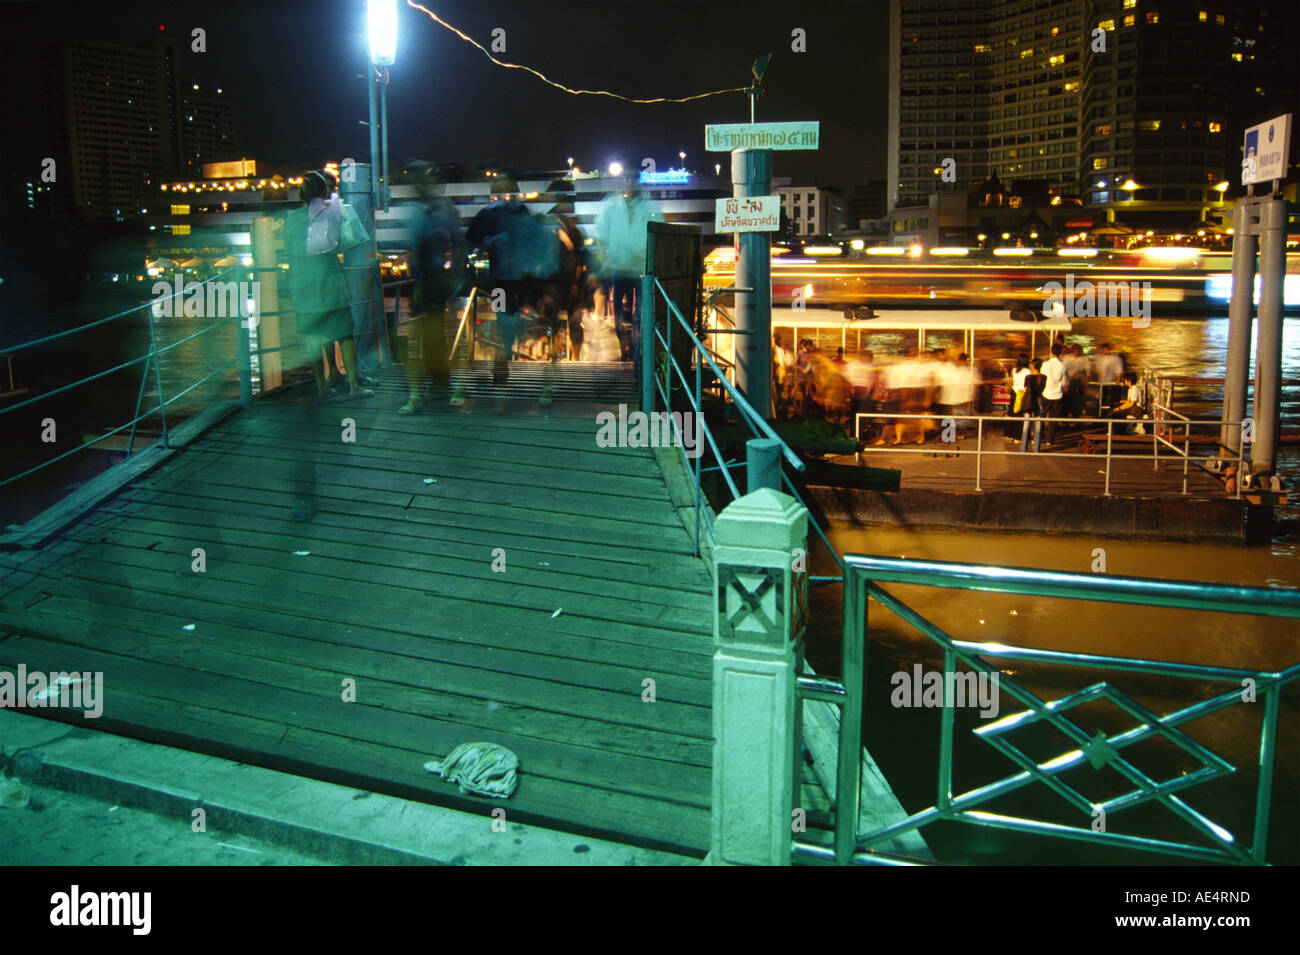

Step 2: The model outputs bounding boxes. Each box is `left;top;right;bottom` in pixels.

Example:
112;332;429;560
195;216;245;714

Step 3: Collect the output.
1093;342;1124;415
1040;343;1068;447
1007;353;1030;438
1063;344;1088;418
846;348;877;440
401;165;466;414
283;169;373;401
773;334;796;416
1019;358;1047;453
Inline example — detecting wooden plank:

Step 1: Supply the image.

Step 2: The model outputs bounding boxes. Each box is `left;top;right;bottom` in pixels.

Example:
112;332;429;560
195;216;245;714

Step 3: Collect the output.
59;527;710;637
0;632;709;809
12;596;712;759
0;656;707;854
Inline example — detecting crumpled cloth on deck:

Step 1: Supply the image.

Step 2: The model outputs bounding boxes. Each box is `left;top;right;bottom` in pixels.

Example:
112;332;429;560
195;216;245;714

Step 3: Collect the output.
424;742;519;799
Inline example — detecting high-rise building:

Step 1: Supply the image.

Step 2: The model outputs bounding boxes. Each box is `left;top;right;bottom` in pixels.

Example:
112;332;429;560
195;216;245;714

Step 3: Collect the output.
41;33;239;223
889;0;1298;229
180;84;238;177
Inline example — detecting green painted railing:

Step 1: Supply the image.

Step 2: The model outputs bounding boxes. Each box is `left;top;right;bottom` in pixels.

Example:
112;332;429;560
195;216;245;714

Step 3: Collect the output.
0;268;245;489
641;275;845;581
795;554;1300;866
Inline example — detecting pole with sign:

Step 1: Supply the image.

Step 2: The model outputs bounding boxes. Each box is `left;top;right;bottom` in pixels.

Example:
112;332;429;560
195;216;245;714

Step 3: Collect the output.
707;121;819;419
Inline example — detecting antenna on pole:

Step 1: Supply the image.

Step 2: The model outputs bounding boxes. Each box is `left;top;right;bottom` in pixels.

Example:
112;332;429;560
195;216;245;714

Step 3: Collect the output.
748;54;772;123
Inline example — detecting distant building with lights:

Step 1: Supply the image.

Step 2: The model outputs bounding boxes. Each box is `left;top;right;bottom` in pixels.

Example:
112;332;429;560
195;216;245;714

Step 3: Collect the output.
39;31;239;223
772;180;846;237
889;0;1299;230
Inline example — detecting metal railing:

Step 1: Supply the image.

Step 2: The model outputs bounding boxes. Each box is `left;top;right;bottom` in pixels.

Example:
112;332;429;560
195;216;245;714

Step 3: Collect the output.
0;268;245;489
641;276;845;582
793;553;1300;865
852;410;1246;497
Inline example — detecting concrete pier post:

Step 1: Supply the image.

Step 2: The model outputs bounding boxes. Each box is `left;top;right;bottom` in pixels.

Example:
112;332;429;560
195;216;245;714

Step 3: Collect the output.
340;163;382;372
709;488;807;866
1220;200;1257;454
746;437;782;493
732;149;773;419
1252;198;1287;479
249;216;282;392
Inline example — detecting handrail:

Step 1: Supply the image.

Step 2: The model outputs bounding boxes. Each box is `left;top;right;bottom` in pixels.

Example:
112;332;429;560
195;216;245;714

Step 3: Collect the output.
0;267;242;355
0;266;252;489
800;553;1300;865
654;278;803;473
853;410;1244;498
645;275;847;579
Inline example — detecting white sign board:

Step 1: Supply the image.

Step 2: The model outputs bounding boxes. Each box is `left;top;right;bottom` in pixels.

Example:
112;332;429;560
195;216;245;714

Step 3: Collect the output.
716;195;781;233
1242;113;1292;185
705;122;819;152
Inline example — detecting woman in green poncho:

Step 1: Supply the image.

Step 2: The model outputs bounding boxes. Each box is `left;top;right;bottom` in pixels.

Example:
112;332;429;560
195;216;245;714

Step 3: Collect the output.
283;169;373;398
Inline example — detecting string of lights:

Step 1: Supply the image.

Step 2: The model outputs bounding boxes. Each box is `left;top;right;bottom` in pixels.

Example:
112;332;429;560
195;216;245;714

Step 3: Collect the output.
404;0;750;103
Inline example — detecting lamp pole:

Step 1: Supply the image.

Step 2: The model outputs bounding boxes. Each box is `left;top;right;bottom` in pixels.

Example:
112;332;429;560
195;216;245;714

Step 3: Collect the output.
367;0;397;210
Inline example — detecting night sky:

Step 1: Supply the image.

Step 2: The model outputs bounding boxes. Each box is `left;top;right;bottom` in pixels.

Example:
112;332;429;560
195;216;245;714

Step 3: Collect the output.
1;0;889;187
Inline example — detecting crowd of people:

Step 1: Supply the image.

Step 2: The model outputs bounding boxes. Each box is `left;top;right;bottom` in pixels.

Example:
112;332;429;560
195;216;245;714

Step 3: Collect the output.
771;333;1141;451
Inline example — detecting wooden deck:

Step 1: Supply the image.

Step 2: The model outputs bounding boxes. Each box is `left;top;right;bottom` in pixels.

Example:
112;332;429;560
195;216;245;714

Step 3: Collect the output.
0;375;719;855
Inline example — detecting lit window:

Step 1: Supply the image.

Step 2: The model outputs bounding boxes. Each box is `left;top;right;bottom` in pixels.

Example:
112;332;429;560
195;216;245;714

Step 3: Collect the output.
974;43;991;52
1093;157;1109;169
1098;19;1115;31
1063;82;1080;92
1231;52;1243;61
1050;26;1060;36
1049;54;1063;66
1209;122;1221;133
1216;13;1224;24
1198;10;1207;21
1123;0;1137;7
1124;15;1135;26
1146;12;1159;24
1096;124;1112;135
172;224;190;235
1020;47;1034;58
169;204;190;215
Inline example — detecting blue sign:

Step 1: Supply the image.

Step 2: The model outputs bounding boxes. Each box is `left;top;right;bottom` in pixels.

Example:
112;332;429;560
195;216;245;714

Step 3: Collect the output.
639;167;690;185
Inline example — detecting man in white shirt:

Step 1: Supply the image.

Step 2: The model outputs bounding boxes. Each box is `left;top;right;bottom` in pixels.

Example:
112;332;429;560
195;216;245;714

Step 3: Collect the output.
1041;343;1068;445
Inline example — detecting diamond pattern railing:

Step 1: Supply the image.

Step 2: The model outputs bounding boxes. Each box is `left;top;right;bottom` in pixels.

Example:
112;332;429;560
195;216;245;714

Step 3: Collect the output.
794;555;1300;866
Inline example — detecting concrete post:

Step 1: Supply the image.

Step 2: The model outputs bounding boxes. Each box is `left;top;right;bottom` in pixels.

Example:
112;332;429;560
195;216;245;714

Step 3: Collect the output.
340;162;383;373
746;437;782;493
710;487;808;866
1252;197;1287;478
732;149;772;420
249;216;282;392
1220;199;1257;453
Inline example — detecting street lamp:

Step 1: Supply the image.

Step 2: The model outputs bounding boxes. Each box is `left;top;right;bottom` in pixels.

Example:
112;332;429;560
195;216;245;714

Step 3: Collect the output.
679;151;686;168
567;157;574;178
1121;179;1139;202
608;161;623;178
367;0;397;210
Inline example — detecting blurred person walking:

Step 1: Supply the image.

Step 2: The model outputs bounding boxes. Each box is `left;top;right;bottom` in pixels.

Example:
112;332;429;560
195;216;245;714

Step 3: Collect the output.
401;164;466;414
594;170;662;374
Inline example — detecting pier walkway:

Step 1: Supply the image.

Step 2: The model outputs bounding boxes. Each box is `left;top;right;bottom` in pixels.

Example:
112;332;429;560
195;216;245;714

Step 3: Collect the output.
0;370;723;856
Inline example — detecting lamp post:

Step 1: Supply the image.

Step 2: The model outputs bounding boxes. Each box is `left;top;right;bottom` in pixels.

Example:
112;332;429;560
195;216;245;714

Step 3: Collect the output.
367;0;397;211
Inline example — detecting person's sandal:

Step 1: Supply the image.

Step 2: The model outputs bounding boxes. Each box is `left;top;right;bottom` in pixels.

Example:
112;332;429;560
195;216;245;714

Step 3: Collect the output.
398;396;423;414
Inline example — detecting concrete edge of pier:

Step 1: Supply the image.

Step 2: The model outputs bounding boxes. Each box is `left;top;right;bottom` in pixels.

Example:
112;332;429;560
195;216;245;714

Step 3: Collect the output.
804;484;1248;541
0;709;698;867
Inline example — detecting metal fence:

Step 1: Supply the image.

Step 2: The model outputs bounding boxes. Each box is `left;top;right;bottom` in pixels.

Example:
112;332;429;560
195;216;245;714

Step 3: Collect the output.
0;267;246;489
793;553;1300;865
852;410;1247;497
641;275;845;583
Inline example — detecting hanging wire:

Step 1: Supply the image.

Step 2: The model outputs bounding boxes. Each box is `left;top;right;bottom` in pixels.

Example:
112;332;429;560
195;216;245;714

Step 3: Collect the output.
405;1;750;103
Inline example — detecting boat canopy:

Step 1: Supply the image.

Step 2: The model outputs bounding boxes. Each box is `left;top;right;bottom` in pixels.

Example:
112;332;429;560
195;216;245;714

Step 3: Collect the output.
770;307;1072;334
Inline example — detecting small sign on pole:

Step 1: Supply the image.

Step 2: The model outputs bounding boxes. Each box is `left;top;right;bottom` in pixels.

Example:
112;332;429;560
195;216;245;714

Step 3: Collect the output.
716;195;781;233
1241;113;1292;185
705;122;819;152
